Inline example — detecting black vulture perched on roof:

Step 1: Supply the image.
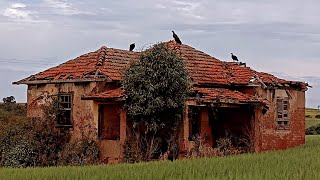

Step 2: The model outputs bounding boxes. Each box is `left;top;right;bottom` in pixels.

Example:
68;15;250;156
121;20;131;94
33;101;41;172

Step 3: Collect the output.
172;31;182;45
129;43;135;51
231;53;239;62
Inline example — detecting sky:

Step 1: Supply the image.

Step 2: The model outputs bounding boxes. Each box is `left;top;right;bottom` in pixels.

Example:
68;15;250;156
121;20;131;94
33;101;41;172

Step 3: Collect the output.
0;0;319;108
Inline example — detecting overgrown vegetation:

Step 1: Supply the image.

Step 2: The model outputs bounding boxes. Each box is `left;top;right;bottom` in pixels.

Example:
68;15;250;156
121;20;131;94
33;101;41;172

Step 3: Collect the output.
0;97;26;125
123;43;190;162
0;96;99;167
0;98;28;167
0;136;318;180
186;134;249;159
59;113;100;166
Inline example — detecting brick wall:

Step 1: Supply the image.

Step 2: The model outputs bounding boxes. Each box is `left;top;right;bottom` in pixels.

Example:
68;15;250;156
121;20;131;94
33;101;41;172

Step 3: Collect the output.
256;89;305;151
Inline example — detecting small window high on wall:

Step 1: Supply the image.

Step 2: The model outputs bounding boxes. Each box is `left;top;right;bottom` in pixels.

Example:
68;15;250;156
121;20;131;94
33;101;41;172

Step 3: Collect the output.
276;97;289;130
57;94;73;127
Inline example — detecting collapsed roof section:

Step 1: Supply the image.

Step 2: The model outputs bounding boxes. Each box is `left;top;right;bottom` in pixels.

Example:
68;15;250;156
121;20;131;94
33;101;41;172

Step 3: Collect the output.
13;41;307;90
191;87;264;105
81;87;124;101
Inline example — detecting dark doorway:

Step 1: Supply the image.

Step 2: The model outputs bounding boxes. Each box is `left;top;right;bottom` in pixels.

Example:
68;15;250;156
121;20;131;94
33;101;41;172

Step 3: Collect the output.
210;106;254;148
98;104;122;140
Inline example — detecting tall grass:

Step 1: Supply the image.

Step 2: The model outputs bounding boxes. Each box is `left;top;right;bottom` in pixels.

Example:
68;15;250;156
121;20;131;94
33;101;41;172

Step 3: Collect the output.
0;136;319;180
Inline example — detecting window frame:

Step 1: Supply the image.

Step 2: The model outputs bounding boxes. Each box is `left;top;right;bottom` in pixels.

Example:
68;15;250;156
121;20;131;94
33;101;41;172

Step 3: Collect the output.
57;93;73;127
275;97;289;130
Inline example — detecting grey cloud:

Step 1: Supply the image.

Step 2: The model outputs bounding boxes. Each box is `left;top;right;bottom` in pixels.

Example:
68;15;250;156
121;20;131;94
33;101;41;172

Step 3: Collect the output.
43;0;95;16
2;2;40;22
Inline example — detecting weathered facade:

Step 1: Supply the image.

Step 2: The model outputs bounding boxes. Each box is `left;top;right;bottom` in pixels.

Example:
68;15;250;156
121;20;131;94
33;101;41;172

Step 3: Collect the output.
14;41;308;162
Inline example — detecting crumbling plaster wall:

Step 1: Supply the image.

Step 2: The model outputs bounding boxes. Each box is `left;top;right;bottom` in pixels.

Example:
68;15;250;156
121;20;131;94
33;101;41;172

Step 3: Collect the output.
26;81;126;162
26;82;102;138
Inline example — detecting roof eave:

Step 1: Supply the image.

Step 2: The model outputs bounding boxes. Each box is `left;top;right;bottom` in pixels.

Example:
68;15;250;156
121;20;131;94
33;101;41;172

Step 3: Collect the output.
188;97;263;105
12;78;109;85
81;97;125;101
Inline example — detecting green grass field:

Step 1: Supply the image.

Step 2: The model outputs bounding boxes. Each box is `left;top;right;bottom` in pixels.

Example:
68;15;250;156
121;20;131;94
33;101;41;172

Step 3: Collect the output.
305;108;320;128
0;135;319;180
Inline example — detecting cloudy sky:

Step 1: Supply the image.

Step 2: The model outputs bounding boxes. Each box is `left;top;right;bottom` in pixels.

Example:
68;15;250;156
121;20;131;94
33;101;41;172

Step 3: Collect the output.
0;0;319;107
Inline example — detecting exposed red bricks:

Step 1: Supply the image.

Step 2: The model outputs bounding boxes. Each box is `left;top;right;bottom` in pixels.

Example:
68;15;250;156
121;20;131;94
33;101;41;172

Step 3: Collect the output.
258;108;305;151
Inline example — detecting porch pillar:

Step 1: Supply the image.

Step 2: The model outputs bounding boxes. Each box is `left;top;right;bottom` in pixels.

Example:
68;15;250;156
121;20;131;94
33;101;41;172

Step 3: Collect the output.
120;109;127;143
254;106;263;152
179;105;189;154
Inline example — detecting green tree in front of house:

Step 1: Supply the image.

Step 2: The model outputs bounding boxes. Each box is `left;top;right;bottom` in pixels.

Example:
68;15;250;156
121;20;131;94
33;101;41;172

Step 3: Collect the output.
123;43;190;161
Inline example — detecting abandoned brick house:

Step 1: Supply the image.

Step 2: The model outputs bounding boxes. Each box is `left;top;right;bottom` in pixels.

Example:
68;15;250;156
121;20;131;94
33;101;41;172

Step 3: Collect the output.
13;41;308;161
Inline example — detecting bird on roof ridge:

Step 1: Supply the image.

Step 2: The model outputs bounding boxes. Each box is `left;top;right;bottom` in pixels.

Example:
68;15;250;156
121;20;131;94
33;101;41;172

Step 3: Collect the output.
231;53;239;62
100;46;107;50
129;43;135;51
172;31;182;45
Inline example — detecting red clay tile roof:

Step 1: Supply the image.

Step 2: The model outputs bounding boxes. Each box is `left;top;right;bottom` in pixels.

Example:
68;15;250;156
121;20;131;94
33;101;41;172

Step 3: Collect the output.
14;46;139;84
165;41;289;86
82;88;124;100
192;87;262;104
225;62;286;85
14;40;305;89
165;41;230;85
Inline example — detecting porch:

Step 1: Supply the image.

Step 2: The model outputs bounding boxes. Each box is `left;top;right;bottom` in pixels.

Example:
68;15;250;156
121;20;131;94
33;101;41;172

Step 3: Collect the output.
82;87;266;161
